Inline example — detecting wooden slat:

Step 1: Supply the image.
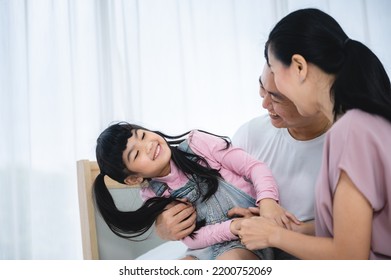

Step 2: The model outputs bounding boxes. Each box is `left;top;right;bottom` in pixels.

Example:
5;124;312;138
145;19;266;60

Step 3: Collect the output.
77;160;99;259
76;159;152;259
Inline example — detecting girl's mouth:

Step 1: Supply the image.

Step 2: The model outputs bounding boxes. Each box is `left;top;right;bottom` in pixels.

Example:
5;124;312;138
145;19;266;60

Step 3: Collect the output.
153;144;161;160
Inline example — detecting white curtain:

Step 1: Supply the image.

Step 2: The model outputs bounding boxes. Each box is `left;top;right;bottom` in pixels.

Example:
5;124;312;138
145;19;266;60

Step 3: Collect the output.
1;0;390;259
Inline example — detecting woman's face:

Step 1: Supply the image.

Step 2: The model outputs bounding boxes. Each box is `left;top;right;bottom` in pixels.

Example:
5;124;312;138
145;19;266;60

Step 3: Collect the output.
122;129;171;179
267;48;318;118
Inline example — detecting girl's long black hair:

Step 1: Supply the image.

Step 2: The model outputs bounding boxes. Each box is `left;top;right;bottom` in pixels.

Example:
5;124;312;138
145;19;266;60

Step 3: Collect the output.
265;8;391;123
93;122;230;239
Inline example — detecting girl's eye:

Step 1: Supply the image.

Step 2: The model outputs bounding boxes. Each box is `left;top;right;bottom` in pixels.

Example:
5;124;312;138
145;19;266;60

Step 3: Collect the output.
134;151;139;160
141;132;145;140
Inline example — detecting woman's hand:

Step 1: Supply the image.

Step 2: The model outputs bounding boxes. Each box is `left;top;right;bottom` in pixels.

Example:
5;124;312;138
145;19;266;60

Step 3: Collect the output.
228;206;259;237
155;199;196;240
237;216;280;250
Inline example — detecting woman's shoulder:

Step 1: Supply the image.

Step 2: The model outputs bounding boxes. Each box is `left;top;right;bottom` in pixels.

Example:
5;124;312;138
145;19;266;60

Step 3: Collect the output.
328;109;391;153
332;109;391;134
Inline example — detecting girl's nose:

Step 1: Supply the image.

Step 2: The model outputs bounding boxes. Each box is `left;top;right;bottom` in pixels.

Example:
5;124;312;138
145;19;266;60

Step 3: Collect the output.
146;141;153;155
134;140;149;154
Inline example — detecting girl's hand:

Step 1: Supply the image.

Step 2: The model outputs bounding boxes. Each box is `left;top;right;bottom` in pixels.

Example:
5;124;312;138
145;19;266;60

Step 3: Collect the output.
228;207;259;237
258;198;301;230
227;206;259;219
229;218;243;236
155;199;196;240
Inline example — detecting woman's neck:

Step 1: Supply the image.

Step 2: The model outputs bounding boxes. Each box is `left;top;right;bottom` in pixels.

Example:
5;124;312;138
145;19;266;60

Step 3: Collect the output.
317;72;335;123
288;116;332;141
308;63;335;123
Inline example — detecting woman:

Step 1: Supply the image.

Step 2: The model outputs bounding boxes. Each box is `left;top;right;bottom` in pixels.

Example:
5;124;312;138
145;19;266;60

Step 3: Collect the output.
234;8;391;259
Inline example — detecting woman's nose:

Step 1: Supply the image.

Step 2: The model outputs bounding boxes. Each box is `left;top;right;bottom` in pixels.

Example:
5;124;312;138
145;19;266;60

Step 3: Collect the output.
262;93;272;110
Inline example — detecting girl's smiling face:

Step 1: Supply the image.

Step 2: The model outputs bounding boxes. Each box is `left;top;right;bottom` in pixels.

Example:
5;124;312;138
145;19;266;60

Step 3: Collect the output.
122;129;171;181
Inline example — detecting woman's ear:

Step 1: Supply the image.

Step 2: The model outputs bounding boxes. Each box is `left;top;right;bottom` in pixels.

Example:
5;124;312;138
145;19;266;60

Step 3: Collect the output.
124;175;144;186
292;54;308;83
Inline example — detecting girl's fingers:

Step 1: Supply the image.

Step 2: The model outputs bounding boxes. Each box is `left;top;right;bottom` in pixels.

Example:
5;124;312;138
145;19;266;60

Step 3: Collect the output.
285;211;301;225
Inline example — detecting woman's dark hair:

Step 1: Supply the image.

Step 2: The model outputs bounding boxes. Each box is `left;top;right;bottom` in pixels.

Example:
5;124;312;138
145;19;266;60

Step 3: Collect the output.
93;122;230;239
264;8;391;122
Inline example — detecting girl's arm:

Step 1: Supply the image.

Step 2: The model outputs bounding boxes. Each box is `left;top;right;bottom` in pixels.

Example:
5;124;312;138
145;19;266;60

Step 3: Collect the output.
207;139;297;227
238;171;372;259
181;220;237;249
189;131;279;202
219;146;300;228
219;146;279;202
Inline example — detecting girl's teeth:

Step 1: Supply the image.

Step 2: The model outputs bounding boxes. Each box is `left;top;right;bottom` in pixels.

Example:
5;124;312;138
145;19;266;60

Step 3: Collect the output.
154;145;160;159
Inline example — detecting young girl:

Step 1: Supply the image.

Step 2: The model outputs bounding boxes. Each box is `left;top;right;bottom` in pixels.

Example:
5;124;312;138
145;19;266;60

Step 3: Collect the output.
93;122;296;260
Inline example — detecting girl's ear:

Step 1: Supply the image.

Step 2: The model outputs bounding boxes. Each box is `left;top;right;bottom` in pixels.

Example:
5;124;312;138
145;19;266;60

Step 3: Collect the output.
124;175;144;186
291;54;308;83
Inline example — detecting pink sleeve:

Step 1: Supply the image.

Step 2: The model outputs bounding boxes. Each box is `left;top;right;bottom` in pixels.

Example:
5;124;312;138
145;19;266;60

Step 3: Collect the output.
221;146;279;203
181;220;237;249
189;131;279;203
325;111;389;210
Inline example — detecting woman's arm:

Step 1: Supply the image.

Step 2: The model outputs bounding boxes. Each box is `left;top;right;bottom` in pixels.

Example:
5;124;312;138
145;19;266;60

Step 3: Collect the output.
238;171;372;259
291;220;315;235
